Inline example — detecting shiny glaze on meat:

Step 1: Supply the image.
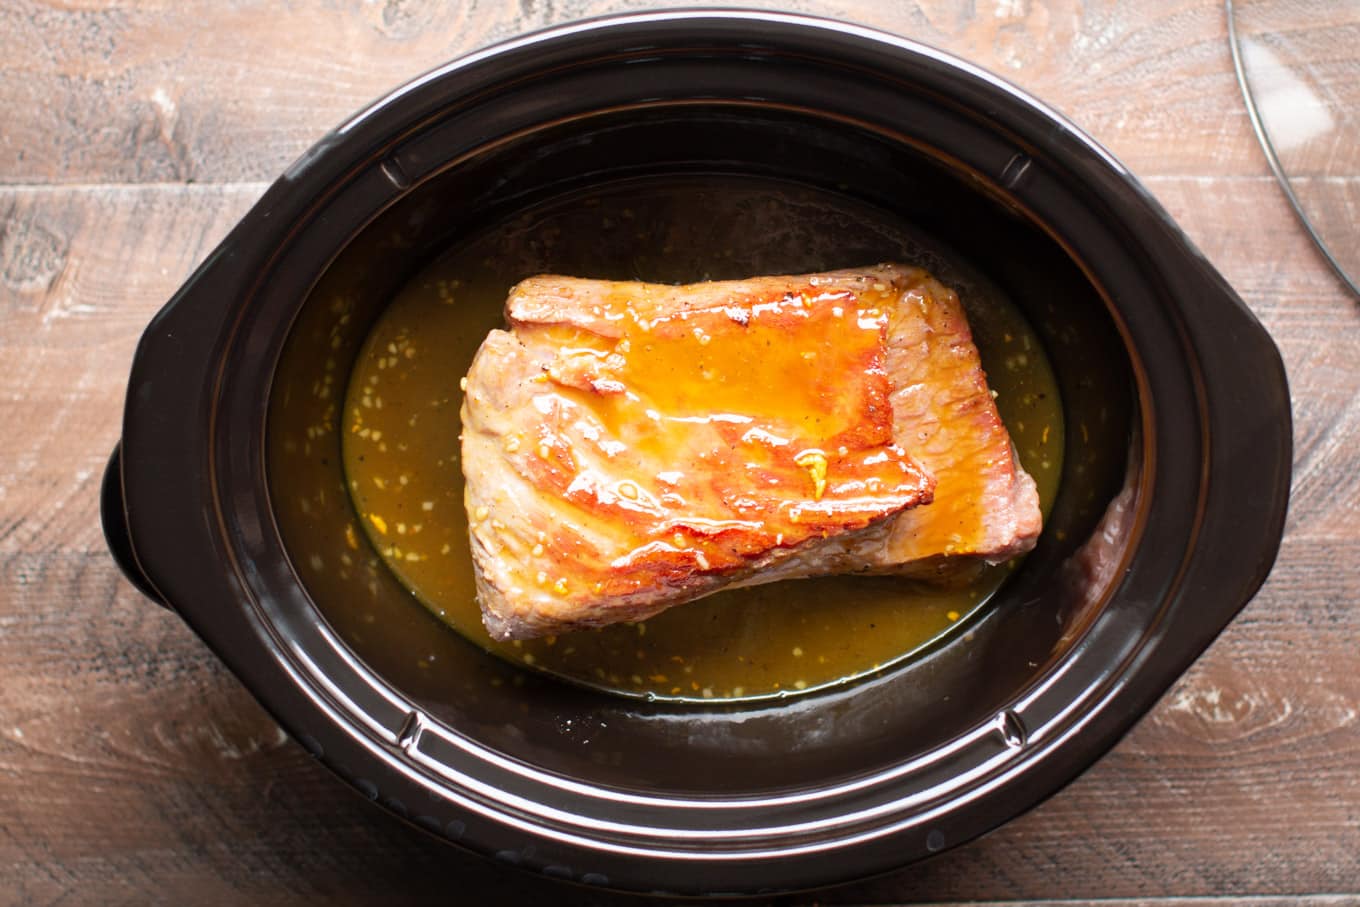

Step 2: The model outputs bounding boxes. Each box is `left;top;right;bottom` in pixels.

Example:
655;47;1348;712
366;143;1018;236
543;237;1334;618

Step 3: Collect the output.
462;264;1039;640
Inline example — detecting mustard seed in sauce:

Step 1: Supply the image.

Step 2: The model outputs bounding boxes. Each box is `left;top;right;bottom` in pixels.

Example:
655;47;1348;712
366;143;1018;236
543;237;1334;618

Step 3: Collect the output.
339;179;1063;703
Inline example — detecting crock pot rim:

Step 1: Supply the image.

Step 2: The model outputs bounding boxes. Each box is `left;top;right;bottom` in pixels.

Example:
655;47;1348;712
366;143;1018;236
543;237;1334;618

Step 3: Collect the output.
109;9;1292;895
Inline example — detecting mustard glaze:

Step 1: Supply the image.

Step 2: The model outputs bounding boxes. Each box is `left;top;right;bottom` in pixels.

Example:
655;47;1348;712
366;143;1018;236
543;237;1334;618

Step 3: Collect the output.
340;180;1064;703
474;282;932;608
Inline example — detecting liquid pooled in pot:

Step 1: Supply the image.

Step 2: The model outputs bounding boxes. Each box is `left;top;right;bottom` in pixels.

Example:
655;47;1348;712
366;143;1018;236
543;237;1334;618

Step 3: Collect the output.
339;178;1064;702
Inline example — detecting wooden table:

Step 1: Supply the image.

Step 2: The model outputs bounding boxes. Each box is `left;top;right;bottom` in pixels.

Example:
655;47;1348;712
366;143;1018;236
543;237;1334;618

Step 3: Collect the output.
3;1;1356;904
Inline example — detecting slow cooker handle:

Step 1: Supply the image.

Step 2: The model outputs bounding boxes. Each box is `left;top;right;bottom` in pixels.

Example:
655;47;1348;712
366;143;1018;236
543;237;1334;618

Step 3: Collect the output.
100;442;172;609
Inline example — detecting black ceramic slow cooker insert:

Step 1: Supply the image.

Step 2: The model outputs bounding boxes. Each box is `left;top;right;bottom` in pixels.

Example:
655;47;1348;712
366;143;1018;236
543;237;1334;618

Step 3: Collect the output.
101;11;1292;895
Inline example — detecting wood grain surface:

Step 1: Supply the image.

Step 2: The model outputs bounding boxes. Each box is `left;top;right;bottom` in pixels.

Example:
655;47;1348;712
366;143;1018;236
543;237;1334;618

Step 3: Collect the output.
2;1;1358;905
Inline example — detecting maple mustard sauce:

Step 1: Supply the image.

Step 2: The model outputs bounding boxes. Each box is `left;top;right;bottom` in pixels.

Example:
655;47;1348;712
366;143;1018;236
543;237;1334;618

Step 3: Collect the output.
460;277;936;632
340;179;1063;703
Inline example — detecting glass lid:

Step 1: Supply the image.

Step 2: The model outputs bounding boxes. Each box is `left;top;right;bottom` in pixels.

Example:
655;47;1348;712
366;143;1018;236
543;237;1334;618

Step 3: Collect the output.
1228;0;1360;297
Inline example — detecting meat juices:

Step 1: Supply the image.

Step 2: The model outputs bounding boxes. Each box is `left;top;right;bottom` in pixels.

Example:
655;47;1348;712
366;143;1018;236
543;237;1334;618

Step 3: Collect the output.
461;264;1041;640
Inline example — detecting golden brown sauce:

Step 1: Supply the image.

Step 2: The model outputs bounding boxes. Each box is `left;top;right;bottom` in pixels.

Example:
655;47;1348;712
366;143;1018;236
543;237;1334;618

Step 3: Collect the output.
535;285;878;439
339;181;1064;703
471;281;933;613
